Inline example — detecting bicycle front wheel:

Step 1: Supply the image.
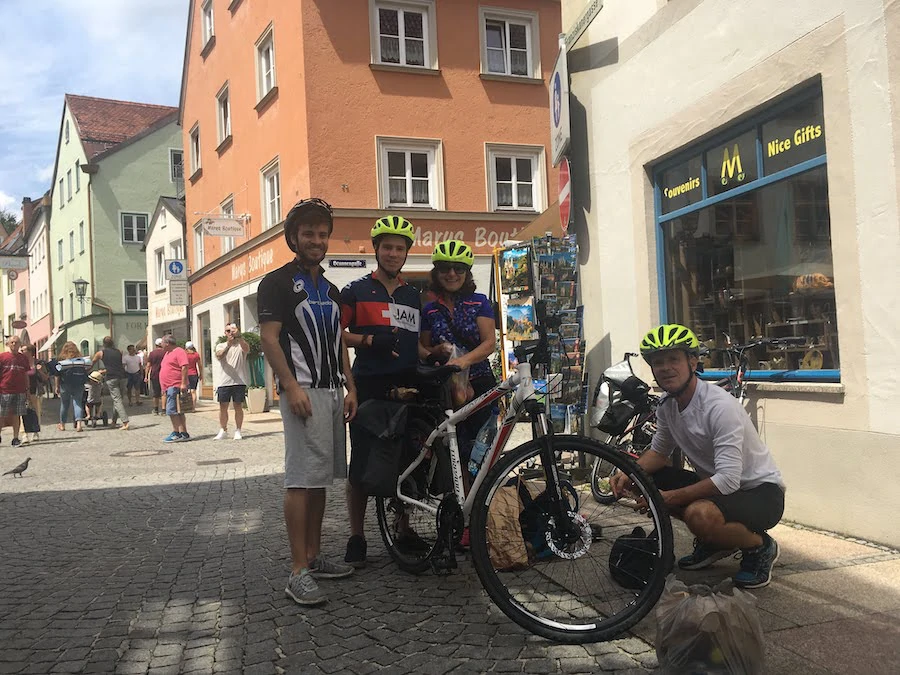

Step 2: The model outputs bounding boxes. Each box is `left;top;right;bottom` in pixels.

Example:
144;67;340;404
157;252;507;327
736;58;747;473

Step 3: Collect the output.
469;436;673;644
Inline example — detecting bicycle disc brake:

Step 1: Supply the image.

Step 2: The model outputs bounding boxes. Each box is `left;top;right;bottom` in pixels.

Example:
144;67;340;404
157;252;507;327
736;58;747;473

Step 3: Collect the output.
545;511;593;560
431;494;463;575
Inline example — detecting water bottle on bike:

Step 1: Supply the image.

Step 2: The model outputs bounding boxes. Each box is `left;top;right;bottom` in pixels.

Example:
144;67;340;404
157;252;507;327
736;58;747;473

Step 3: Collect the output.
468;412;498;476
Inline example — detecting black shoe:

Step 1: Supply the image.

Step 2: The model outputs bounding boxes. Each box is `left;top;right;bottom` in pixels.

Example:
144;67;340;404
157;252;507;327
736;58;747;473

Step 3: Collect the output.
397;530;432;553
11;438;21;447
344;535;367;569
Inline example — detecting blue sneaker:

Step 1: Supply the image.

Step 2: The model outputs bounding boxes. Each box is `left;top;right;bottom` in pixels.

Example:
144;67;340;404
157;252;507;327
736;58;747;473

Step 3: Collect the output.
163;431;181;443
734;533;780;588
176;432;190;442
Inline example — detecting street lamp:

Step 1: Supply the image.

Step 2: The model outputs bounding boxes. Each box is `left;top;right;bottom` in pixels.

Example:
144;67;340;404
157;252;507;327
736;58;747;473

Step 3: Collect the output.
73;278;88;309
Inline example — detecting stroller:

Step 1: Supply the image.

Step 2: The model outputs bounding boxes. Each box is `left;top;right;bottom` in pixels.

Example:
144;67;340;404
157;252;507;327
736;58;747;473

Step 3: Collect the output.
84;371;110;428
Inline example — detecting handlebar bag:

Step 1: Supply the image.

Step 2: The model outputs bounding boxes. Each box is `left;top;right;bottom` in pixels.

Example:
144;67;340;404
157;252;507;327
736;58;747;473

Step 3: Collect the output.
351;399;409;497
597;400;636;435
619;375;651;406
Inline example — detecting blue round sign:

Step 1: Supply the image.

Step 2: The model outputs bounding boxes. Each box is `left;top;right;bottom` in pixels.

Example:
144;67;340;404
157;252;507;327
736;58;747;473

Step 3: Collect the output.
552;72;562;127
168;261;184;276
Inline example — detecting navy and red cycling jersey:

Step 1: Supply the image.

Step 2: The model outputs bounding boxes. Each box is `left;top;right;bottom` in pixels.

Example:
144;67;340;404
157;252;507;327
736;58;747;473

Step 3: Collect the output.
422;293;494;380
340;273;421;378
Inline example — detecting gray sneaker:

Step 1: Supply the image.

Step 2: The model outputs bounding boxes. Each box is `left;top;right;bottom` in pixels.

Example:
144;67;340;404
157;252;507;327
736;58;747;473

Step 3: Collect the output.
285;571;327;606
308;555;355;579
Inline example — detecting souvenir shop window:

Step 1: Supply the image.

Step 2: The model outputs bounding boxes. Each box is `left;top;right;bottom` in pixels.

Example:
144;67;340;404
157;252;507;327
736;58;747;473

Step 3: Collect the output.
662;166;838;375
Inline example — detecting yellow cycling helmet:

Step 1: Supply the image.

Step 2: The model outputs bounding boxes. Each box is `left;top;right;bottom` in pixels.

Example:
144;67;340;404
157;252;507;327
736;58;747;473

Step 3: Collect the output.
640;324;700;362
371;215;415;244
432;240;474;267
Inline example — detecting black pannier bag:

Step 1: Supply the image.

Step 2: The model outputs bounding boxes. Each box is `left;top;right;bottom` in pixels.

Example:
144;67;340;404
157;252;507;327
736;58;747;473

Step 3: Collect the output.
597;400;636;435
608;526;660;590
351;399;409;497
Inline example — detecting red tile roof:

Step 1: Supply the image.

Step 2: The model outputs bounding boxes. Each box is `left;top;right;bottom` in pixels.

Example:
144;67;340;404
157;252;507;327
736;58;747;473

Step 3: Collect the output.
66;94;178;160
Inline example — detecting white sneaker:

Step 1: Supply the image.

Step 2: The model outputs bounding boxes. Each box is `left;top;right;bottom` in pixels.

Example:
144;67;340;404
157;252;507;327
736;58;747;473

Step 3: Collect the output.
233;429;242;440
33;433;40;442
214;429;227;440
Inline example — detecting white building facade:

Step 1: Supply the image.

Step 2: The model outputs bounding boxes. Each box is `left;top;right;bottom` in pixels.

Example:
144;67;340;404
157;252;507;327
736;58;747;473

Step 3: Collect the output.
564;0;900;546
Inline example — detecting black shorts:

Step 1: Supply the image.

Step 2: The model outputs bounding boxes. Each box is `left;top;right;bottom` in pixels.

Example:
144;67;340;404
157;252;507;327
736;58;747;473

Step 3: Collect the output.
150;377;162;398
188;374;199;390
217;385;247;403
651;467;785;533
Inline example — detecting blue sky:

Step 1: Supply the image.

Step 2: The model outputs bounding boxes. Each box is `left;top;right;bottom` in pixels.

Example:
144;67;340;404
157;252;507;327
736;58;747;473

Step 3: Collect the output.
0;0;189;215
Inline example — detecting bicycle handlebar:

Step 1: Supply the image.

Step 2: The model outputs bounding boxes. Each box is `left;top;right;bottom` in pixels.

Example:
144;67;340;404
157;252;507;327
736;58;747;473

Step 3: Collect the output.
713;335;807;352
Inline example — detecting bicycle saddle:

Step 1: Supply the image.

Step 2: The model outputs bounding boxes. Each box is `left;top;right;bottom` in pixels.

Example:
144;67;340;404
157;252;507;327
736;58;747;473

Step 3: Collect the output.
414;362;460;386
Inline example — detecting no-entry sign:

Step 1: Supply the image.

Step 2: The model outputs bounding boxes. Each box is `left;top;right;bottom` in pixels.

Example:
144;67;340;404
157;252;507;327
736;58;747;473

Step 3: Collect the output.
559;157;572;235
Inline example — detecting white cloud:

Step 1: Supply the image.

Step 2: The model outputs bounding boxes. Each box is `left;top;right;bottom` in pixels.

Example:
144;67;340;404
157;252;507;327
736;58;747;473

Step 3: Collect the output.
0;0;188;204
0;190;16;212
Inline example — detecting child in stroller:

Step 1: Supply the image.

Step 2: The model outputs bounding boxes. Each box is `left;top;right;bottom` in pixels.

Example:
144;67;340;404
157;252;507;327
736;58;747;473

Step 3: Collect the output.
84;370;110;427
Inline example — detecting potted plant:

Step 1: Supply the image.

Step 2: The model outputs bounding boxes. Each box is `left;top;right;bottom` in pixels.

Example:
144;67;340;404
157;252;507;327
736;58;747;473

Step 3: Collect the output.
216;330;267;412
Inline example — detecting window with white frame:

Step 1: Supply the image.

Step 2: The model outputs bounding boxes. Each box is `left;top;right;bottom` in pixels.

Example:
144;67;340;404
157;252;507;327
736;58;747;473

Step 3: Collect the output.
170;149;184;181
155;249;166;291
124;281;149;312
66;170;72;200
194;223;205;269
58;179;64;208
68;231;75;261
216;83;231;144
170;240;183;262
256;25;276;100
377;137;443;209
221;196;235;254
58;297;64;323
486;144;545;211
372;1;436;68
57;239;63;268
69;293;74;321
479;7;539;78
75;161;80;192
121;212;148;244
201;0;215;45
261;160;281;228
79;221;85;253
65;120;70;144
189;125;201;176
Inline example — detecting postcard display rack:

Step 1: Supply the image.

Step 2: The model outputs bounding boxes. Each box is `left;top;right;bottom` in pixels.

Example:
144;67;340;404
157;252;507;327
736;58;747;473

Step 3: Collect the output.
494;235;587;434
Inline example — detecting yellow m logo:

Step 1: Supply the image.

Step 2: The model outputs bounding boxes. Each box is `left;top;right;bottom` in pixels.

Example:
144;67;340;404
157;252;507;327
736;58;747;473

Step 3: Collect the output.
721;144;745;185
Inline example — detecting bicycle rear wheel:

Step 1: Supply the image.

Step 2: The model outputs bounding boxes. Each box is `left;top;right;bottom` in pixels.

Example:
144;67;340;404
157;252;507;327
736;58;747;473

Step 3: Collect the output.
375;417;446;574
469;436;673;643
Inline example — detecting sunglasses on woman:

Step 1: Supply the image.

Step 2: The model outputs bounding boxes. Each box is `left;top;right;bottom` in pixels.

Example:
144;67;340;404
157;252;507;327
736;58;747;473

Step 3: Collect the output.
435;262;469;275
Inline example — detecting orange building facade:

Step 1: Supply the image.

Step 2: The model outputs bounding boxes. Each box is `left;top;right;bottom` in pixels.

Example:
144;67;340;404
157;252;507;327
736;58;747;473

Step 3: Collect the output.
180;0;560;398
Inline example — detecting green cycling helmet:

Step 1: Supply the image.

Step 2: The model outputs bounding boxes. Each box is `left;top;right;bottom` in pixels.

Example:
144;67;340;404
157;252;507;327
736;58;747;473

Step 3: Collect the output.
432;239;474;267
640;324;700;362
371;215;415;243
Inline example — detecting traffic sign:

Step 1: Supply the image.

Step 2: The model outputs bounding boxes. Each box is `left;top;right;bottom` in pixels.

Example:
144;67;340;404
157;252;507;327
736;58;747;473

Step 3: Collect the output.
549;46;571;167
169;279;189;306
165;259;187;280
559;157;572;235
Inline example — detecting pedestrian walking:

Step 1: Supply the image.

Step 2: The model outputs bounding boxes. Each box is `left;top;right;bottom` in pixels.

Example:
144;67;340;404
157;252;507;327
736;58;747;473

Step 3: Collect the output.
259;197;357;606
49;342;91;432
21;344;48;443
0;335;33;446
92;337;129;430
145;338;165;415
184;341;202;408
122;344;144;406
213;325;249;440
158;336;190;442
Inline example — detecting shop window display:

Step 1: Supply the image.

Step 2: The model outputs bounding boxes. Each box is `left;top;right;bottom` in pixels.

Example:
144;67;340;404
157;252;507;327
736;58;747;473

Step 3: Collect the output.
656;90;837;377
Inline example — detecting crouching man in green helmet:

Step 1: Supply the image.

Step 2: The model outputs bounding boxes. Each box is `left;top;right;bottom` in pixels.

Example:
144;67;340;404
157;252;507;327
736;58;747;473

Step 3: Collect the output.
610;324;786;588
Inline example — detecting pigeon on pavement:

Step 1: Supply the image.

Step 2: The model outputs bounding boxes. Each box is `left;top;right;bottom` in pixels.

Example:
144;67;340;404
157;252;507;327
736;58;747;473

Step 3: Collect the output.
3;457;31;478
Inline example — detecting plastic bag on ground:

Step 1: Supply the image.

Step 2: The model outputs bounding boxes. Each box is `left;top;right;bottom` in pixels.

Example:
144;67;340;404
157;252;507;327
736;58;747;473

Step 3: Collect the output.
655;574;765;674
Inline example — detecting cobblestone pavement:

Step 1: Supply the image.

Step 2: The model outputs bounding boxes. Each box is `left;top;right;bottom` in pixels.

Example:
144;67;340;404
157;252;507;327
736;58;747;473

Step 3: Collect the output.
0;403;659;674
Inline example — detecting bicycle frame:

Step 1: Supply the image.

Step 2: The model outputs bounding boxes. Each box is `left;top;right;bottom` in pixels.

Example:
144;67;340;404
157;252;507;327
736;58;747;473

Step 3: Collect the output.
394;362;541;519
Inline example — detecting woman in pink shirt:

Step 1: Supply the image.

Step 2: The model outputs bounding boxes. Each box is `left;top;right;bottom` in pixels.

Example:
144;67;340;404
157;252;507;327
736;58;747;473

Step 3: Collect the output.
185;341;202;407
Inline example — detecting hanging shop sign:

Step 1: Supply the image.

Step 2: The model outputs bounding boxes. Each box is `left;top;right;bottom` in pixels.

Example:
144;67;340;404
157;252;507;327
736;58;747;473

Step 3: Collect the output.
202;216;246;237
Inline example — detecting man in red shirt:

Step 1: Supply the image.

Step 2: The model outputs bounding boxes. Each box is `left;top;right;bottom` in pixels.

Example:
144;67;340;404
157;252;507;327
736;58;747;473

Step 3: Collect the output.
145;338;166;415
158;336;190;442
0;335;33;447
